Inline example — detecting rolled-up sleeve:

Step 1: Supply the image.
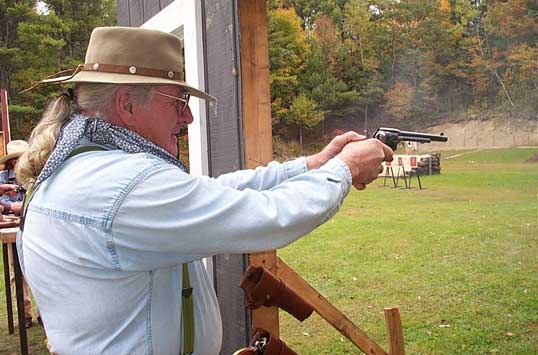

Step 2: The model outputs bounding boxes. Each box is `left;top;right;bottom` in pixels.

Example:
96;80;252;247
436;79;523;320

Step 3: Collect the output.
111;157;351;270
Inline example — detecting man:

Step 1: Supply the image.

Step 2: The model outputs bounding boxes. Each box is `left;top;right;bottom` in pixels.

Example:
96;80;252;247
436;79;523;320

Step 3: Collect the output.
0;140;28;215
17;27;392;354
0;140;38;328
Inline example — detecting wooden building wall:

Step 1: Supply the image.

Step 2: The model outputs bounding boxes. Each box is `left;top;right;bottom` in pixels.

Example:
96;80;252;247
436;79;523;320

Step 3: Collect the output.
116;0;175;27
117;1;253;353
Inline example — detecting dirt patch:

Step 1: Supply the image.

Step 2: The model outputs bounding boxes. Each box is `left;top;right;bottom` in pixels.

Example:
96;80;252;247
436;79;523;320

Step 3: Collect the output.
423;119;538;151
525;153;538;163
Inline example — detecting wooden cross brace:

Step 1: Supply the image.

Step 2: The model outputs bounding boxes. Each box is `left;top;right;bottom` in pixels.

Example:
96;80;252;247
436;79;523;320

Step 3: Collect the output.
250;253;405;355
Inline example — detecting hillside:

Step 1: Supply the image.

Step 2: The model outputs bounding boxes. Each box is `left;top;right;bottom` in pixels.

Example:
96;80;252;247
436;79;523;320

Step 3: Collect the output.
425;118;538;151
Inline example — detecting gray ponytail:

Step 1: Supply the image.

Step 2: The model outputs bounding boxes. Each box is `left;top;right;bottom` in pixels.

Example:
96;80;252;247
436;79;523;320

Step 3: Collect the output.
16;83;154;187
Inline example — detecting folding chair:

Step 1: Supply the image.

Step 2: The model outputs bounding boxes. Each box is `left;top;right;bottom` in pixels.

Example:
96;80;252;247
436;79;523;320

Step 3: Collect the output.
408;156;423;190
395;157;408;188
382;161;397;187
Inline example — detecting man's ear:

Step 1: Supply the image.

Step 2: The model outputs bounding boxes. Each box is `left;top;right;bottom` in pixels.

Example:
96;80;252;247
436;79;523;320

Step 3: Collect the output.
113;88;137;129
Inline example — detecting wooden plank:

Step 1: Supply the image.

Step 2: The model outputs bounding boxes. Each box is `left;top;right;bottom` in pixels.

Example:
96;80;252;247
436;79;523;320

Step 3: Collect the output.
143;0;161;22
384;307;405;355
1;89;11;146
12;243;28;354
249;253;279;334
238;0;273;168
277;257;389;355
203;0;251;353
238;0;278;336
0;228;18;244
2;243;14;334
129;0;144;27
116;0;130;26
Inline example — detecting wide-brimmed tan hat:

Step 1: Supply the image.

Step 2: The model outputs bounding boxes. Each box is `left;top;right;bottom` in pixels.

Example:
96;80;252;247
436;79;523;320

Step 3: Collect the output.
0;140;29;165
23;27;215;101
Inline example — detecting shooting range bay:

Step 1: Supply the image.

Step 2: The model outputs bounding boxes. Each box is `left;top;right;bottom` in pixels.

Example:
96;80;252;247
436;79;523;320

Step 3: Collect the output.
277;147;537;354
0;148;535;353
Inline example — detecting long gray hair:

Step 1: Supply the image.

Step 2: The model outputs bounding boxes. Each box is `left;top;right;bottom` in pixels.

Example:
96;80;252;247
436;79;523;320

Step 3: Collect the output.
16;84;154;187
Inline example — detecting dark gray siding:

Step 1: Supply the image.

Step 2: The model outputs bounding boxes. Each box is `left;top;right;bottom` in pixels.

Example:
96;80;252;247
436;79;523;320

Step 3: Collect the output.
116;0;165;26
116;0;130;26
203;0;251;352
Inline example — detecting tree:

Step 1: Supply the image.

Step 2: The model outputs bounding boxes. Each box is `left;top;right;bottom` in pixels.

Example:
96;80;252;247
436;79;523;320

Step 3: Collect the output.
340;0;385;130
312;14;339;71
268;7;310;126
0;0;115;139
384;80;415;120
0;1;36;98
302;26;359;121
267;0;537;141
503;43;538;114
268;0;347;31
286;93;324;147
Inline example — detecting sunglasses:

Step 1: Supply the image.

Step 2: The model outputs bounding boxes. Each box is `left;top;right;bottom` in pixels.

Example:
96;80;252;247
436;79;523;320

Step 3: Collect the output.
154;91;191;114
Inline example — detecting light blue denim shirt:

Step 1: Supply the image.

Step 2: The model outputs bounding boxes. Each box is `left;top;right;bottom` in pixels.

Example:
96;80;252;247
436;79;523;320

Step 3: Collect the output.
19;144;351;355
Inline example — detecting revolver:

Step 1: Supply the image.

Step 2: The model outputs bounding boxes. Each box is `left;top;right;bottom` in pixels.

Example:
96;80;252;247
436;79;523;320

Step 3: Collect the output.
373;127;448;150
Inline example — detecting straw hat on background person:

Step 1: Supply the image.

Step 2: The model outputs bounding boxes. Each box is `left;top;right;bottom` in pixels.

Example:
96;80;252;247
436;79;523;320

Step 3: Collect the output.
0;140;29;165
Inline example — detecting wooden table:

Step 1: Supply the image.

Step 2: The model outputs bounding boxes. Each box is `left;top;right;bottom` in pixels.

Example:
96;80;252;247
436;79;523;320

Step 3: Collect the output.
1;224;28;355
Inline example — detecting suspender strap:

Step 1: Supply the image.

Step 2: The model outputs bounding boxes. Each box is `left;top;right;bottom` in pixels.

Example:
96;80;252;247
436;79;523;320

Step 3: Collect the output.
182;263;194;354
67;145;107;157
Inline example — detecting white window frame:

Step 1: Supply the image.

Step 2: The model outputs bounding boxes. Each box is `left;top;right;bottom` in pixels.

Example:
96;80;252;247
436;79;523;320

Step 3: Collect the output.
142;0;209;177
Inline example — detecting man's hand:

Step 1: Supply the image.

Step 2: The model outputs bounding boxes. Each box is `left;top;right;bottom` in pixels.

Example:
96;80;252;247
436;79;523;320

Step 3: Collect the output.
306;131;365;170
10;202;23;215
0;184;18;196
336;138;394;190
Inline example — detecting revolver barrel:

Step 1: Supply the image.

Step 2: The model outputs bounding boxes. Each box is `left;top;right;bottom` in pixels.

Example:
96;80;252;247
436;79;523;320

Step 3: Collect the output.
396;129;448;143
374;127;448;150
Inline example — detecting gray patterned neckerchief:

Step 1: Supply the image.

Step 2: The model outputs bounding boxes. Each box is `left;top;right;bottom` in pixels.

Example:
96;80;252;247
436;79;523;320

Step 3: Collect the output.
34;113;188;186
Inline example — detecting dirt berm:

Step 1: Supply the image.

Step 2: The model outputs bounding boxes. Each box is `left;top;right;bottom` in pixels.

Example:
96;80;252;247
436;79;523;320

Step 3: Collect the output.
424;118;537;151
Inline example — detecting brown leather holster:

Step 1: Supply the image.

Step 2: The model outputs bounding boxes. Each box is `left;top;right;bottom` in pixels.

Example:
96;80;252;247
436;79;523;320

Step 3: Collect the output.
233;328;298;355
239;266;314;322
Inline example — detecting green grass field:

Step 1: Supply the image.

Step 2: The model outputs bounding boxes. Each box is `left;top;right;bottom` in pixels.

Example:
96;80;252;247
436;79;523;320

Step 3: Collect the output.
0;147;536;354
279;147;538;354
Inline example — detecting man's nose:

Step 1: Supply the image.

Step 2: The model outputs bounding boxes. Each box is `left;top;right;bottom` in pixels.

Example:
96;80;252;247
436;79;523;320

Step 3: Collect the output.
181;106;194;124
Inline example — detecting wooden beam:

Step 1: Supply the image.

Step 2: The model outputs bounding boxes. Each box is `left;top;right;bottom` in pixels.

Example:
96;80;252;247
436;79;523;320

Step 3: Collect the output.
238;0;279;337
1;89;11;152
238;0;273;169
384;307;405;355
249;252;279;335
277;257;389;355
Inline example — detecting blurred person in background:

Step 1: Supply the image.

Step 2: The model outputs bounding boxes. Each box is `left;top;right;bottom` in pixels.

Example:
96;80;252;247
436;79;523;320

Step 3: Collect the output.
0;140;38;328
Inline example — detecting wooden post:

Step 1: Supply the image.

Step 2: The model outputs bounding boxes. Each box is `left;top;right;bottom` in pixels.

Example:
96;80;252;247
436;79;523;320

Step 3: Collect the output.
1;89;11;153
238;0;279;336
384;307;405;355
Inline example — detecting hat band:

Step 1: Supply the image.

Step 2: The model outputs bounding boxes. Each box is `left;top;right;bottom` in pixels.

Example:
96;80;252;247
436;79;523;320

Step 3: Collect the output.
83;63;184;81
